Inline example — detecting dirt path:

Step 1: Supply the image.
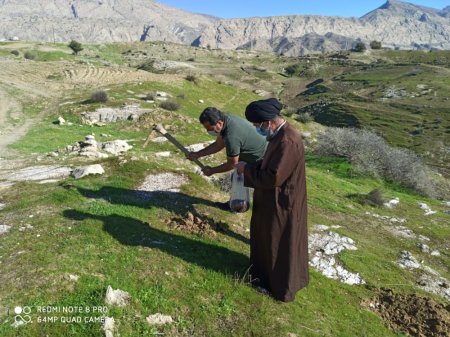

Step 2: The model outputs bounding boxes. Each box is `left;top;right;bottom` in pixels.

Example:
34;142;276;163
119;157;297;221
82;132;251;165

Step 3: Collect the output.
0;86;26;156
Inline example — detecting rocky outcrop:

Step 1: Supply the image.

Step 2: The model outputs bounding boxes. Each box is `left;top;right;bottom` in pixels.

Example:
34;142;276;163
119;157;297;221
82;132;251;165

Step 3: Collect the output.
196;1;450;55
0;0;217;44
0;0;448;55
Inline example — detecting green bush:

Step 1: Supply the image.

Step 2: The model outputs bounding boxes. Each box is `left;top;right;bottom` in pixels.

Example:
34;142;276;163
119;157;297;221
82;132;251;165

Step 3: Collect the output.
353;42;366;53
24;51;36;60
370;40;382;50
10;50;20;56
68;40;83;55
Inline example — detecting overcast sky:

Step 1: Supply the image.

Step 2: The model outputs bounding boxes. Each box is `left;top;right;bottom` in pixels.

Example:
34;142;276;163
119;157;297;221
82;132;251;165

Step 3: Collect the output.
157;1;449;18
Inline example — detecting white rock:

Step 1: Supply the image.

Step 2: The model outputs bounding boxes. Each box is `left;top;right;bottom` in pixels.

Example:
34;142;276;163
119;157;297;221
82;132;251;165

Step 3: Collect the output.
38;179;61;184
417;243;430;253
417;274;450;301
198;99;204;103
383;197;400;208
0;224;11;235
308;230;364;285
315;224;329;231
72;164;105;179
69;274;79;281
418;235;430;242
185;142;212;152
151;137;168;143
146;313;173;325
103;317;115;337
105;285;131;307
155;151;171;158
0;203;5;210
430;250;441;256
156;91;168;97
397;250;421;269
0;166;73;182
57;116;65;125
101;140;132;155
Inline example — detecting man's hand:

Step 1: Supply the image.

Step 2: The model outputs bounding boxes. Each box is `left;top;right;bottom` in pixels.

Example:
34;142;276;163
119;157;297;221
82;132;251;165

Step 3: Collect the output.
202;166;214;176
235;161;246;175
186;151;199;161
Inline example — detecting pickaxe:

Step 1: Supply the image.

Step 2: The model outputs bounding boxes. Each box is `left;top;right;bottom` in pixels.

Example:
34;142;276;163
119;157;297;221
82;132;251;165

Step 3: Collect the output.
148;124;207;170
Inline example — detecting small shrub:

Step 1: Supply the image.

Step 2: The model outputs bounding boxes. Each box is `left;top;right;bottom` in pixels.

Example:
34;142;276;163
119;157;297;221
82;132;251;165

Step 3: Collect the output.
24;51;36;60
285;64;303;76
10;50;20;56
144;92;156;101
370;40;382;50
160;100;180;111
187;57;195;62
90;90;108;103
68;40;83;55
353;42;366;53
283;107;297;117
365;188;384;207
185;74;197;83
296;112;313;124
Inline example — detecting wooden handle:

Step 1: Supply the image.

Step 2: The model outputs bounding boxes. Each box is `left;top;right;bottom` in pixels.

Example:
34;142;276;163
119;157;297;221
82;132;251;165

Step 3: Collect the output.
152;124;207;170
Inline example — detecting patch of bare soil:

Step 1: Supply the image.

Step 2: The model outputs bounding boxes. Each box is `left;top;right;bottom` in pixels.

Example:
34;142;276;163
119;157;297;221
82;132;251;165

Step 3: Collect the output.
165;211;227;237
363;288;450;337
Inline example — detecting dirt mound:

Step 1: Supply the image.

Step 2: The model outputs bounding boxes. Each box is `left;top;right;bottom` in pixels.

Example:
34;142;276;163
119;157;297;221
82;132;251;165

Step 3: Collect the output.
363;288;450;337
165;212;226;236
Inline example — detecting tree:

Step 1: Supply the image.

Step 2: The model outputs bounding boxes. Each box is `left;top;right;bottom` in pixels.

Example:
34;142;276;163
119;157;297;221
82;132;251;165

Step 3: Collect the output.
68;40;83;55
370;40;382;50
354;42;366;53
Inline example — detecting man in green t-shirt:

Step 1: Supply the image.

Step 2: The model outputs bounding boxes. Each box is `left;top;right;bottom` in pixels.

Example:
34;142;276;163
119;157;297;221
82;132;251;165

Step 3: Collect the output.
186;107;267;177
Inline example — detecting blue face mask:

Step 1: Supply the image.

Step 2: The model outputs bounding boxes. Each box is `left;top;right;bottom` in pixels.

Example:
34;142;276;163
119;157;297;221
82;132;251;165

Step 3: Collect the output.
255;123;270;137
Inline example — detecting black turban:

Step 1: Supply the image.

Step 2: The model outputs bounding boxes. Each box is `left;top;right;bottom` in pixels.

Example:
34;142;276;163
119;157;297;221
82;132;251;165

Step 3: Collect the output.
245;98;282;123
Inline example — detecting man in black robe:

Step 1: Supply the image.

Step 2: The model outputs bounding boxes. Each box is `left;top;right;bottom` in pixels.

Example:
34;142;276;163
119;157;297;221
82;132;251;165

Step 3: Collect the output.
235;98;309;302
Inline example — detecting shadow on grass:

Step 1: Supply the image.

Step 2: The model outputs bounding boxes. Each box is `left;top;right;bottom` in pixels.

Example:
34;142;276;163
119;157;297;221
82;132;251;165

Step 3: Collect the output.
63;184;249;245
63;209;249;276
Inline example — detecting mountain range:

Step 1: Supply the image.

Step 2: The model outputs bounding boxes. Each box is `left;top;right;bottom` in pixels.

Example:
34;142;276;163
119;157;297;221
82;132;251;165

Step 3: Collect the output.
0;0;449;55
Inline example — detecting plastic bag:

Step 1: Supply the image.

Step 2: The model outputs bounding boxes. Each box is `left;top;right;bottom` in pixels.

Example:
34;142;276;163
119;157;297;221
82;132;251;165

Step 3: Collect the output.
229;168;250;213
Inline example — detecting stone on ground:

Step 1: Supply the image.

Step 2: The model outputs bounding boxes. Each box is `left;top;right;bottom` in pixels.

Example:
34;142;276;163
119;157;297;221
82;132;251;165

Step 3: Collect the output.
105;286;131;307
72;164;105;179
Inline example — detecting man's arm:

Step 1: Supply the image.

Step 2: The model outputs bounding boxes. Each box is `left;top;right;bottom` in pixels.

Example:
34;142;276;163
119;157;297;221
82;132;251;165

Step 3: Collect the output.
203;156;239;176
186;136;225;160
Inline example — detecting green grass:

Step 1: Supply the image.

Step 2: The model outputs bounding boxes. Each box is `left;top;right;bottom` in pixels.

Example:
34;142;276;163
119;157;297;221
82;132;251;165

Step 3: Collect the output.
0;43;448;337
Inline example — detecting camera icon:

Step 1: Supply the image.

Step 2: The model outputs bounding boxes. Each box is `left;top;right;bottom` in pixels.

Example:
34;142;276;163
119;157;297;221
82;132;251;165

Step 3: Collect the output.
14;306;32;325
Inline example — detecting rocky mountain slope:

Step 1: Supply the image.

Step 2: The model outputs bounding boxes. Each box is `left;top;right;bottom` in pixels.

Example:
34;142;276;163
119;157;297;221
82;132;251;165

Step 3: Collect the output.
0;0;217;44
195;0;450;55
0;0;449;55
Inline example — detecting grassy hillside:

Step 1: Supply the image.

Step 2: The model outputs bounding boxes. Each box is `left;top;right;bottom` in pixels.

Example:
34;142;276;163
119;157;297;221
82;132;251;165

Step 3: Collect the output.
0;41;449;337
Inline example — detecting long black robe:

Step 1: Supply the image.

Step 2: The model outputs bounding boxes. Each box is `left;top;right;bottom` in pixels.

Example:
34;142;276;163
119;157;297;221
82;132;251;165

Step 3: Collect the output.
243;122;308;302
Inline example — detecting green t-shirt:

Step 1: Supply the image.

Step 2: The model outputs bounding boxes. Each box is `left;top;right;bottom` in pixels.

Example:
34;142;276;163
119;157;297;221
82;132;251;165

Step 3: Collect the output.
220;115;267;163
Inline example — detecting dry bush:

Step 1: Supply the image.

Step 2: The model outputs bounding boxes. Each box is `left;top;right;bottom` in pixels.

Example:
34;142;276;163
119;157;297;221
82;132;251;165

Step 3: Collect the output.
315;127;437;197
160;100;180;111
365;188;384;206
296;112;313;123
144;92;156;101
90;90;108;103
185;74;197;83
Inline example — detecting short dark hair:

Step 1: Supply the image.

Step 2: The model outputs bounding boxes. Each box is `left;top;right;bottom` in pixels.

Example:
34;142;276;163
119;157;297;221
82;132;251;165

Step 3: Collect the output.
199;107;225;125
